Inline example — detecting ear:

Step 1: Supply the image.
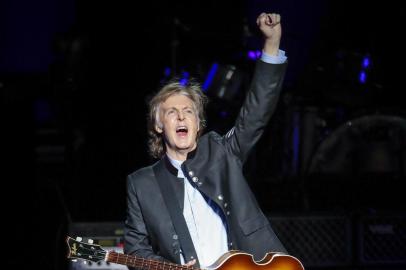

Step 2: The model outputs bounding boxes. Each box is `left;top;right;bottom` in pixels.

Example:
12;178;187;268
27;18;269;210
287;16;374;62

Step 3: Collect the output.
155;124;163;134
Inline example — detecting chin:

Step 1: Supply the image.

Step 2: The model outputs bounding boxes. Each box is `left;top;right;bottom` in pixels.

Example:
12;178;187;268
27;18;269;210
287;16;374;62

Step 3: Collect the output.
175;142;194;150
176;144;192;151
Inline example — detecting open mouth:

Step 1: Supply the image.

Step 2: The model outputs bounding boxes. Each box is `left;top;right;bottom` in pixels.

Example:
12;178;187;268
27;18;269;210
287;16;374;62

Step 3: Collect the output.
176;126;188;136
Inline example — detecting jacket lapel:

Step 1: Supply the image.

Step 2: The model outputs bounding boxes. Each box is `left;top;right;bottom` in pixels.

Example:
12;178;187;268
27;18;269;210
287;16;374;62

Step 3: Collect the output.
153;157;185;210
153;157;199;266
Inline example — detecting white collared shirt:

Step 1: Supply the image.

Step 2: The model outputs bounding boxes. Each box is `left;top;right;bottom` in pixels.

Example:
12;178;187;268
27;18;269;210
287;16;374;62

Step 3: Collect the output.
261;49;287;64
168;157;228;268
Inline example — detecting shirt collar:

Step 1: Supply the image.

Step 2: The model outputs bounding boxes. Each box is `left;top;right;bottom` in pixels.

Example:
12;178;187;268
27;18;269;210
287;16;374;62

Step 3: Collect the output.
166;155;185;179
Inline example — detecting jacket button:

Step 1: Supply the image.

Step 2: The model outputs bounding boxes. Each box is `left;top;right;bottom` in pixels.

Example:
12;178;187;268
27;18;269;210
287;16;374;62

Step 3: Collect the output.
192;176;198;183
189;171;194;177
173;234;178;240
226;211;230;216
218;195;223;201
224;202;228;208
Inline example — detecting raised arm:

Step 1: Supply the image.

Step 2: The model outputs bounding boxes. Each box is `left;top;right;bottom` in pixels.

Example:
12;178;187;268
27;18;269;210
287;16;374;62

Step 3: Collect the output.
224;12;287;162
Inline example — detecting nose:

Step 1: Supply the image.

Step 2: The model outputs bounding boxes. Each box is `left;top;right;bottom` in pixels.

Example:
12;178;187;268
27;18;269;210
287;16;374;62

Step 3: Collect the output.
177;111;185;120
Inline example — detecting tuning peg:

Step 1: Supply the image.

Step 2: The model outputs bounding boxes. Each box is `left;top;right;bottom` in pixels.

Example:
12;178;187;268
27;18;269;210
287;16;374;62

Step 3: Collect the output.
76;237;83;242
88;239;94;244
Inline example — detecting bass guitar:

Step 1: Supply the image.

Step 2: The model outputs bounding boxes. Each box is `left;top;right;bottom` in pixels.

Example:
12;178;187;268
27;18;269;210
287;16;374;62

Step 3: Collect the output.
66;236;304;270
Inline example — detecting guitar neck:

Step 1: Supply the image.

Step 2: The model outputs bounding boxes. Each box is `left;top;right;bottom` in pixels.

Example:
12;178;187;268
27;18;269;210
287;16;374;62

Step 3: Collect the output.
107;251;199;270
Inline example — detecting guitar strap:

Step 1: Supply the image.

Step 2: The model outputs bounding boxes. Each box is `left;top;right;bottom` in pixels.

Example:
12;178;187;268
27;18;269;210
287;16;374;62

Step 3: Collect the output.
153;161;200;267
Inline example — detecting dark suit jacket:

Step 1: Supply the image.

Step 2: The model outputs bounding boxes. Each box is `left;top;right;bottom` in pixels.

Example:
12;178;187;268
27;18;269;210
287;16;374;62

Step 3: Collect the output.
124;60;288;265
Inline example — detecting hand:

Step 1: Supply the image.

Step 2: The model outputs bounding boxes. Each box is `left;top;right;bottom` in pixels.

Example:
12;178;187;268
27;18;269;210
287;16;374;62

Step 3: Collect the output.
185;259;196;267
256;12;282;56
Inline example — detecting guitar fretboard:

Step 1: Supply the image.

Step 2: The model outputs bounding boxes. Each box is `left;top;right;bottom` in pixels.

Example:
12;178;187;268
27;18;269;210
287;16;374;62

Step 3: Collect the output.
107;252;200;270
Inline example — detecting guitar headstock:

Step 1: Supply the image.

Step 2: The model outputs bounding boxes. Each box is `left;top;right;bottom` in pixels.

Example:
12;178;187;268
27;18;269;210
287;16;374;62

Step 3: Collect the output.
66;236;107;263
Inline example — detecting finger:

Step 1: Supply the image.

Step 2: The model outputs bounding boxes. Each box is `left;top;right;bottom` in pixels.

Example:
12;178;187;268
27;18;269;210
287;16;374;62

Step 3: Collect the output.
272;13;281;24
268;13;281;26
186;259;196;266
257;12;266;25
269;13;276;24
265;14;272;25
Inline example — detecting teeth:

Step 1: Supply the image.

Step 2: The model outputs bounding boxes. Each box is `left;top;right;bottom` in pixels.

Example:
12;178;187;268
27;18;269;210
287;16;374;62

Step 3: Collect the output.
176;126;188;132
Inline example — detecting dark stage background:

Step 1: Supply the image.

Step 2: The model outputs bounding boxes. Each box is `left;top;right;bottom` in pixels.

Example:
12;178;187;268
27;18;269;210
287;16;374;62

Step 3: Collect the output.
2;1;405;269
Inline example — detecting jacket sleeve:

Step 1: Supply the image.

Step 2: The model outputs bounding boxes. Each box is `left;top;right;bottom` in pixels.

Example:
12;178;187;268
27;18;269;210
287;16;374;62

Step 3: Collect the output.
124;175;167;264
223;60;287;162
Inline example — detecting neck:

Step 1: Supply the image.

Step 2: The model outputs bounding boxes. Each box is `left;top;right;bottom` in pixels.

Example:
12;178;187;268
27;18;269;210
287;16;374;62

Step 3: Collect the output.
165;142;197;161
166;149;189;161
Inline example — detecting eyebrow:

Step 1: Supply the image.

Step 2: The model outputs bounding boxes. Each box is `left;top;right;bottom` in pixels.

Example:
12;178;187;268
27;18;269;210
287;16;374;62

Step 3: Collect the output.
164;106;193;111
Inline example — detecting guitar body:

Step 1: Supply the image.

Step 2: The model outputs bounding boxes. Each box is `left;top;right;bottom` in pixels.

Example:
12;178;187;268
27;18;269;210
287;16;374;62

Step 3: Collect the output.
66;236;304;270
209;251;304;270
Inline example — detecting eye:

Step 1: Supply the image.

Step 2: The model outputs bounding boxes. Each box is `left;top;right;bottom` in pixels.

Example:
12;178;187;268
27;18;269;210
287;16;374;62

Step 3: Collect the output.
185;109;194;114
166;109;175;115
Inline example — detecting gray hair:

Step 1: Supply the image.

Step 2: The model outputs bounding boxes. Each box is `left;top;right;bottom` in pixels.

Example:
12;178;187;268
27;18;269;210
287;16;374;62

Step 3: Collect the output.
147;80;208;158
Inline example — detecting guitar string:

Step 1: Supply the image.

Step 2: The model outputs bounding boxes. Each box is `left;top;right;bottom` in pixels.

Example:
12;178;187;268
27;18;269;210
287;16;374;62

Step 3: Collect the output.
73;242;199;270
108;252;200;270
71;243;304;270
